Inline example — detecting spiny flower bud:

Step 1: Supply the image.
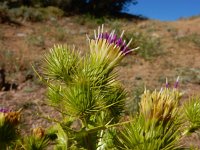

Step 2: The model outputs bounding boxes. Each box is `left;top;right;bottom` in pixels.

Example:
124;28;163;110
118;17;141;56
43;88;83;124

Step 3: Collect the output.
32;127;45;139
5;110;21;126
140;88;182;124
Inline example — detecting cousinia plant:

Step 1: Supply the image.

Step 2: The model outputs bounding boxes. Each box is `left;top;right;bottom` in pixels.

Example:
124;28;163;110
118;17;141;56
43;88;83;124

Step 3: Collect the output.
39;25;138;150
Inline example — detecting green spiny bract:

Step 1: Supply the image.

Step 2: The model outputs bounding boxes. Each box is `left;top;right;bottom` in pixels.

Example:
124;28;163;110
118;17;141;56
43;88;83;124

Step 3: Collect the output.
115;88;183;150
184;96;200;133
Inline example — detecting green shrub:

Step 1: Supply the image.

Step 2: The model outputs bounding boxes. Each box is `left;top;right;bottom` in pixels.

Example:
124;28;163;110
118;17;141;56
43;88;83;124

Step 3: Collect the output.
54;27;68;41
9;6;64;22
0;2;11;23
126;83;145;114
26;34;45;47
176;67;200;84
177;33;200;48
45;6;64;18
125;32;163;60
1;0;137;17
37;0;137;16
75;14;106;26
0;48;29;72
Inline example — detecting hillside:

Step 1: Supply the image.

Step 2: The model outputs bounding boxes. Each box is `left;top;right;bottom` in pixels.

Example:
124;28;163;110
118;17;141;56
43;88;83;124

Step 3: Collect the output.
0;15;200;147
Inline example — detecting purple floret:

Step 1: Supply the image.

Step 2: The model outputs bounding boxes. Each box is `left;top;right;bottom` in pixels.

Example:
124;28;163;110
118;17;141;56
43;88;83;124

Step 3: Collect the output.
174;77;180;89
98;32;130;54
165;82;169;88
174;81;179;89
0;108;9;113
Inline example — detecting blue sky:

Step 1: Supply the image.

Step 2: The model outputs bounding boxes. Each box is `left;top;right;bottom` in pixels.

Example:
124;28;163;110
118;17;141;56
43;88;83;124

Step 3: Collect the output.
124;0;200;21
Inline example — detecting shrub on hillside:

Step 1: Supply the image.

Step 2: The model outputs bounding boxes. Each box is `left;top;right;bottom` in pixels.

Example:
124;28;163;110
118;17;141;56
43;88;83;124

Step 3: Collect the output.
0;2;11;23
125;32;163;60
7;6;64;22
1;0;137;16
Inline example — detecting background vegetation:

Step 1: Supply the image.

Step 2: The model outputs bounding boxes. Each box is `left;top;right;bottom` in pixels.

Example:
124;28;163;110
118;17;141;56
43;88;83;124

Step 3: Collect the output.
0;0;137;16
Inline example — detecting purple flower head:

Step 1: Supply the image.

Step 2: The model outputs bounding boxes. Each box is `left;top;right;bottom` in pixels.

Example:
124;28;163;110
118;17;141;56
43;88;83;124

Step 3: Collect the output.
93;25;138;55
98;32;130;54
174;76;180;89
165;78;169;88
0;108;9;113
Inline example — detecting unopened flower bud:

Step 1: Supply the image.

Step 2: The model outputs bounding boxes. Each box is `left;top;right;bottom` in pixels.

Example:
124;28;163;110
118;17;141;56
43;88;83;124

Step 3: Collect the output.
32;127;45;139
5;111;21;126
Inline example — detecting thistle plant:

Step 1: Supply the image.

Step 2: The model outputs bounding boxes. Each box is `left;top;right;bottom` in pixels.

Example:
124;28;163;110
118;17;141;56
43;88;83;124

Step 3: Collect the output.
38;25;137;150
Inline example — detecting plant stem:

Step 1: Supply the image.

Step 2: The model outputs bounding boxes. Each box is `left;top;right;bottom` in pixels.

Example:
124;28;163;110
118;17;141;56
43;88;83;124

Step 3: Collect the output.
1;144;7;150
83;133;95;150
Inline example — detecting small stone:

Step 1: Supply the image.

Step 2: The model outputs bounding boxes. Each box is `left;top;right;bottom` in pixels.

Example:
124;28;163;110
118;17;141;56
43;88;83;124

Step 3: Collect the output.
16;33;27;37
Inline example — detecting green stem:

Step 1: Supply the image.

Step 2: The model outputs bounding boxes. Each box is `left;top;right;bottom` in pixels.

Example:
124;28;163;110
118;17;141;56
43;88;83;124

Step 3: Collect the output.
83;133;95;150
82;117;96;150
1;144;7;150
86;120;133;134
81;120;132;150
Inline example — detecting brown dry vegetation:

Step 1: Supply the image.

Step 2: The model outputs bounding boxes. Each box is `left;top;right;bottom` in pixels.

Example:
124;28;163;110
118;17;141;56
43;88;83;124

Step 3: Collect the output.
0;15;200;145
